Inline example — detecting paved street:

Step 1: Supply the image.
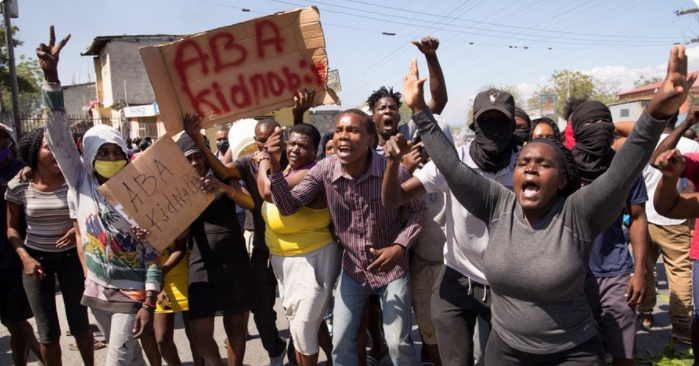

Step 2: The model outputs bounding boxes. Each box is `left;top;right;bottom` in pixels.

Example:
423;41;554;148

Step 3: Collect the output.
0;258;691;365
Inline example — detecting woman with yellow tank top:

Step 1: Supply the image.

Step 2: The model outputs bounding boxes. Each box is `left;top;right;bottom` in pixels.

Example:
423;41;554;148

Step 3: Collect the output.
257;123;341;366
139;236;204;366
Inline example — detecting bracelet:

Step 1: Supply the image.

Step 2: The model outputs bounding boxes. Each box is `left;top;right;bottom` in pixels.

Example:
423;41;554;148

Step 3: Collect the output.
141;302;156;312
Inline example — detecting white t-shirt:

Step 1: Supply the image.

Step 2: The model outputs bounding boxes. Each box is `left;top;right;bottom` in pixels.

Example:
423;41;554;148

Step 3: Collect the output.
643;134;699;226
414;141;515;285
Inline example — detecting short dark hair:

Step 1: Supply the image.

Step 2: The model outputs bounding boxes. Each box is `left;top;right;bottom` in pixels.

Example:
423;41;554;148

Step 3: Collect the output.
339;109;377;137
562;97;588;121
217;124;230;133
18;127;45;182
366;86;402;112
530;117;562;142
256;119;280;131
290;123;321;152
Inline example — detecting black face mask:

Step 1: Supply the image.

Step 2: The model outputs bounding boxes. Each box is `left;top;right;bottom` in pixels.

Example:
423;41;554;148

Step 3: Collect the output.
469;119;515;173
571;122;614;183
513;129;530;147
216;140;230;153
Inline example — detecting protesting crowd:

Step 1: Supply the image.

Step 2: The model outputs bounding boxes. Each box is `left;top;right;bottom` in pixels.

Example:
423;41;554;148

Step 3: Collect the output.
2;21;699;366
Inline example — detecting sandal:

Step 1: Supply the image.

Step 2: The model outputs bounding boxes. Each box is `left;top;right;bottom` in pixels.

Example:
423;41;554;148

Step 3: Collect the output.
70;340;107;351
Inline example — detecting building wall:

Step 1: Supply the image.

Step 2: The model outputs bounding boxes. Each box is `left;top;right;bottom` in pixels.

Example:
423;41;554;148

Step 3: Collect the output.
100;41;163;107
609;100;647;123
62;82;96;117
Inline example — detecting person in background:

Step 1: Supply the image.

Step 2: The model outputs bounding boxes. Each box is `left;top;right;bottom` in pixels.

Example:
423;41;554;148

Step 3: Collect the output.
0;123;43;366
513;107;531;147
320;132;334;159
214;125;230;163
7;127;93;366
39;26;160;366
257;123;339;366
529;117;562;142
266;108;426;366
570;101;648;366
177;130;255;366
383;89;515;366
185;90;314;366
562;97;588;149
638;110;699;342
139;234;204;366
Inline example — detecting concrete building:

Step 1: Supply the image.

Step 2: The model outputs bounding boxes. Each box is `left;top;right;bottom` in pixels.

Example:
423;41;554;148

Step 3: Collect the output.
611;71;699;123
82;35;182;138
61;82;97;133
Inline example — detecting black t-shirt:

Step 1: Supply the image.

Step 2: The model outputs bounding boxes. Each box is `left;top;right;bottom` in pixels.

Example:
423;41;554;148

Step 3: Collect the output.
234;153;287;251
0;159;26;272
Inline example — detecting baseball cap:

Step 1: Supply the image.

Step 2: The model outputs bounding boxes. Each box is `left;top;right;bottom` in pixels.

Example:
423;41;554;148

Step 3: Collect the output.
471;89;515;129
0;123;14;135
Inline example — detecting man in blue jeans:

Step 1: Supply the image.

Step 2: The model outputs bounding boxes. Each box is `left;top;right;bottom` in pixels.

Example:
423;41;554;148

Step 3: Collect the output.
265;109;426;366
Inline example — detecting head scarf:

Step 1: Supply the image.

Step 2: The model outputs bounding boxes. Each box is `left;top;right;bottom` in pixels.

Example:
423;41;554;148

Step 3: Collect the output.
513;107;532;146
570;100;614;183
82;125;129;178
469;116;516;173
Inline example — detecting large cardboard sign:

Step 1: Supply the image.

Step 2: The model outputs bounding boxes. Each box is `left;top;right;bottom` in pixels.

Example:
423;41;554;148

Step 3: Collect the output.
140;7;340;134
97;137;214;251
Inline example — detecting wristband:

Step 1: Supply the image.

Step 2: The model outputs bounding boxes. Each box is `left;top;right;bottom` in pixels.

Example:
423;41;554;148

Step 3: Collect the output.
142;302;156;312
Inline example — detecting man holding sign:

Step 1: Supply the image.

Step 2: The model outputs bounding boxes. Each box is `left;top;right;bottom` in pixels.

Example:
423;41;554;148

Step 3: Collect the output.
39;26;160;366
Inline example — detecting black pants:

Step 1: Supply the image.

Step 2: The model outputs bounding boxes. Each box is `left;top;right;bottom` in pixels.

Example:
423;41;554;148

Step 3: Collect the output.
431;265;491;366
485;330;604;365
23;247;89;343
250;248;285;358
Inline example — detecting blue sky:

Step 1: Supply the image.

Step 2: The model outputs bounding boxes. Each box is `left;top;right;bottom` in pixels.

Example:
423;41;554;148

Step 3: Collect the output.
13;0;699;124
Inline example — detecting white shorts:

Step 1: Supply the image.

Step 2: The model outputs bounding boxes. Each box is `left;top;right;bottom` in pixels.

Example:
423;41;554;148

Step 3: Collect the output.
271;242;341;355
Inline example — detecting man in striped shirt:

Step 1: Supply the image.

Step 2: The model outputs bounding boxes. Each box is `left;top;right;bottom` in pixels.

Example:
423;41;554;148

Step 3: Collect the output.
265;109;426;366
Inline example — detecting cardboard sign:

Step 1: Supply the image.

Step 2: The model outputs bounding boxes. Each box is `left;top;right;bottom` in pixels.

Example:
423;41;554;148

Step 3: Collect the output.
97;137;214;251
140;7;340;135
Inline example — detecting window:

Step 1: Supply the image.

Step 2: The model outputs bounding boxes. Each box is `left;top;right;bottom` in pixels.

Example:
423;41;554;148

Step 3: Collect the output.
620;109;630;118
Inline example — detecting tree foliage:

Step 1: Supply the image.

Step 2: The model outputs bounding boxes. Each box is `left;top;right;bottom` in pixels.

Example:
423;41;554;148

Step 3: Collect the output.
633;75;662;88
528;70;620;119
0;23;42;115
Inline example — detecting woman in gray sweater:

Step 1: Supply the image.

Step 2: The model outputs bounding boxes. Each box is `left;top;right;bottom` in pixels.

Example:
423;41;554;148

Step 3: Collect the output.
389;47;692;364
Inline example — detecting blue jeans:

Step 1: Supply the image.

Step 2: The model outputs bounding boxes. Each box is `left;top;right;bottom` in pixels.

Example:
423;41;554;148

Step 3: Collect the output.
332;270;416;366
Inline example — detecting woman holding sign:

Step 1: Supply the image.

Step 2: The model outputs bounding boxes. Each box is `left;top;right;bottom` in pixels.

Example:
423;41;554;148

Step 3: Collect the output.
176;130;255;366
6;127;93;366
39;26;161;366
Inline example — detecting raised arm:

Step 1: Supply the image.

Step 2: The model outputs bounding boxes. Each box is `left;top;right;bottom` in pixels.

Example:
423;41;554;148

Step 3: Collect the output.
651;105;699;166
653;149;699;218
381;134;427;209
412;37;447;114
37;26;84;189
403;58;508;222
292;88;315;125
183;113;241;179
577;46;692;229
266;126;323;214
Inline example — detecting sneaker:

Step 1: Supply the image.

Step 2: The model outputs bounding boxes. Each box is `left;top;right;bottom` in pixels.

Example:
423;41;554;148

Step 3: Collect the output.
639;313;654;329
270;343;286;366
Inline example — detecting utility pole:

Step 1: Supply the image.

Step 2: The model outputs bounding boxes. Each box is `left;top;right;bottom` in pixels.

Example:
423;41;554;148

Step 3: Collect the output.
1;0;20;140
676;8;699;16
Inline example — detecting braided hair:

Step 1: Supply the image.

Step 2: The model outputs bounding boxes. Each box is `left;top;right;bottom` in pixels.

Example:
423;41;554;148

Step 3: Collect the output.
366;86;402;112
18;127;46;182
526;137;581;197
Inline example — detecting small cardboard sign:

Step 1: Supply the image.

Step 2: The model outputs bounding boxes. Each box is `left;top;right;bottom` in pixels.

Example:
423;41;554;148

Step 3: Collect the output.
140;6;340;135
97;137;213;251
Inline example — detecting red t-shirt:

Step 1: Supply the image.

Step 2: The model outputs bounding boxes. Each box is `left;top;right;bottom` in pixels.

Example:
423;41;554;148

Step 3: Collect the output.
564;121;576;149
683;153;699;259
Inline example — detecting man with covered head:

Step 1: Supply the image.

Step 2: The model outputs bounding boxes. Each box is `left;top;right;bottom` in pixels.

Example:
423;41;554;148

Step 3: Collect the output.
39;26;159;366
571;100;649;366
381;88;518;365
